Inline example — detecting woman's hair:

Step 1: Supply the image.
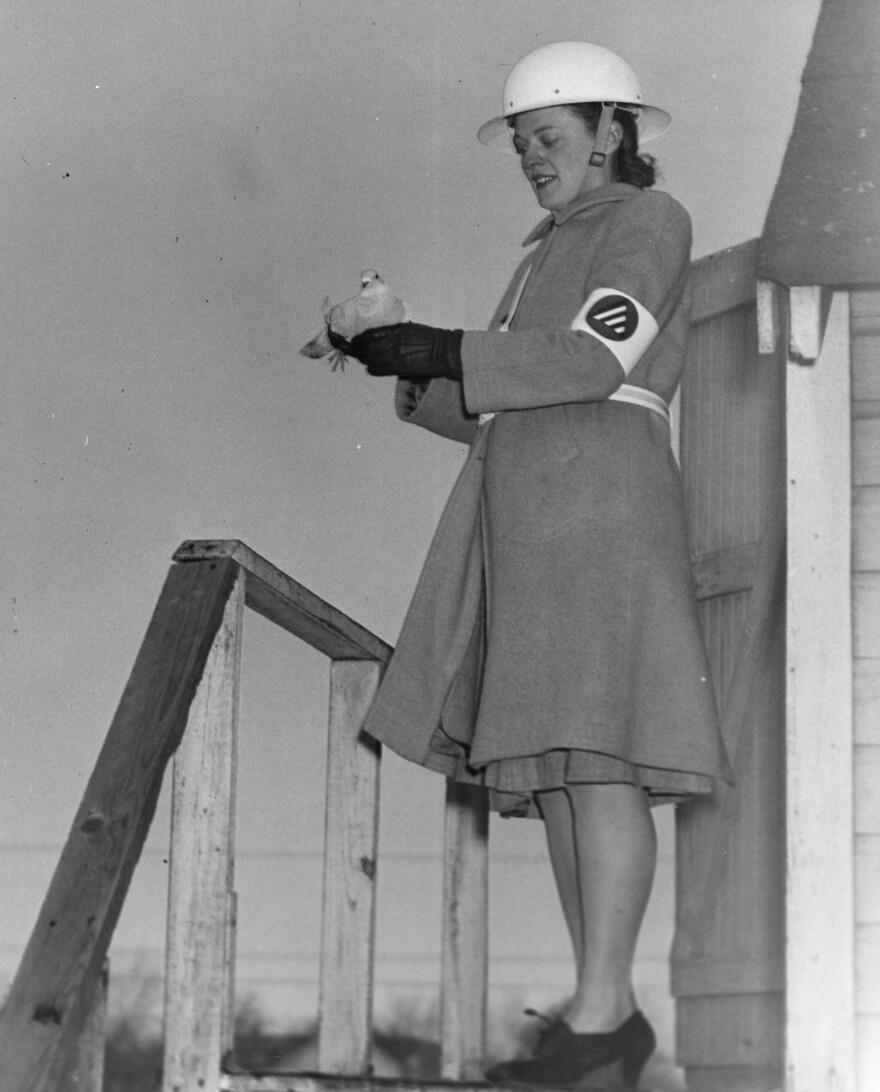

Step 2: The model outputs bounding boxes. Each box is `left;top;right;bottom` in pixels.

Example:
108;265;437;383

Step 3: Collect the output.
566;103;657;189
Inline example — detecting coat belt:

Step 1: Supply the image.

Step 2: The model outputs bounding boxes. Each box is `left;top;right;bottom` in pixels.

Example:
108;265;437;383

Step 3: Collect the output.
478;384;670;428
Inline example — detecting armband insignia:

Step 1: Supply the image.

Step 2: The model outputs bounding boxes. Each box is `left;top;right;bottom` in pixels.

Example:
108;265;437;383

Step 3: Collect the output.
571;288;660;376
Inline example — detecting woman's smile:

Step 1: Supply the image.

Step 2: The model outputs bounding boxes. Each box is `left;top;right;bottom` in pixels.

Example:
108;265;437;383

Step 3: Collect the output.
531;172;558;191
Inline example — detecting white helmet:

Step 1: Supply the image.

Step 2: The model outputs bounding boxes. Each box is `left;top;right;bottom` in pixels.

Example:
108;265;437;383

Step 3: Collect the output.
478;41;671;152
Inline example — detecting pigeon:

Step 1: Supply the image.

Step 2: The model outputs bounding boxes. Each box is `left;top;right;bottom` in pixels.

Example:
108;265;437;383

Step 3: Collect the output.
300;270;410;370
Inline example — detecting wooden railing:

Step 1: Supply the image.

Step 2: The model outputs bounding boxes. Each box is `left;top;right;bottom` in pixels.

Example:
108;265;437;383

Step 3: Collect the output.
0;540;489;1092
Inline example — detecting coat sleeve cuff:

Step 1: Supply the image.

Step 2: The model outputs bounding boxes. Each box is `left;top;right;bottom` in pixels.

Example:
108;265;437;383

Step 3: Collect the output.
460;331;507;414
394;377;478;445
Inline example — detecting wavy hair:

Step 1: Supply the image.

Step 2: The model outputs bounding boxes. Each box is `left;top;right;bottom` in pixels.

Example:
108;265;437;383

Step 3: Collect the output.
566;103;658;189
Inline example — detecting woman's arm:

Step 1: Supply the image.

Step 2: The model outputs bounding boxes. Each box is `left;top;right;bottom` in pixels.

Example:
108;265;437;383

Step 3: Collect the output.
461;194;692;414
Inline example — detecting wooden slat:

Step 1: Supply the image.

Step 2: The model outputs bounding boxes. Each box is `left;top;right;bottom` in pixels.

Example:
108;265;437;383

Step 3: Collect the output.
670;956;784;998
0;557;239;1092
163;568;245;1092
756;279;781;355
788;285;825;362
855;486;880;571
689;238;759;325
681;299;771;558
785;290;856;1089
318;661;383;1076
857;924;880;1015
855;288;880;318
852;288;880;412
674;261;787;1082
856;834;880;925
853;361;880;404
676;993;782;1068
220;1077;500;1092
854;417;880;486
440;782;489;1081
855;745;880;836
853;375;880;419
851;287;880;323
855;658;880;745
855;573;880;658
858;1015;880;1092
692;541;760;601
175;540;392;663
225;889;239;1055
853;291;880;1088
672;501;785;966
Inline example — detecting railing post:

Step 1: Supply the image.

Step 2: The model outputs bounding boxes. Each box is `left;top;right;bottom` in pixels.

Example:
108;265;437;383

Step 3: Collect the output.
318;660;383;1075
440;780;489;1081
785;290;856;1090
163;566;245;1091
0;558;239;1092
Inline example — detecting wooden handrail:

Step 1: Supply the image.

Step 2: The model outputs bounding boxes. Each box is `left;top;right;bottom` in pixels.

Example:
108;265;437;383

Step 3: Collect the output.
168;541;488;1086
0;541;489;1092
173;540;393;663
0;557;240;1092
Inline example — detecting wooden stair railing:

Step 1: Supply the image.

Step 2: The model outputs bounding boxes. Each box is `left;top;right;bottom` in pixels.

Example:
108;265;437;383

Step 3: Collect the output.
0;540;489;1092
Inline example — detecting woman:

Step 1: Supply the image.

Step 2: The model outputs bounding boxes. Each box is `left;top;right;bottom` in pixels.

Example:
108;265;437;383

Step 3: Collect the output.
336;40;732;1090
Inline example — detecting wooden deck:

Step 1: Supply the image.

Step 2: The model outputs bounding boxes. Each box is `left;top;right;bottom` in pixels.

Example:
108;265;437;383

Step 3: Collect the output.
220;1077;494;1092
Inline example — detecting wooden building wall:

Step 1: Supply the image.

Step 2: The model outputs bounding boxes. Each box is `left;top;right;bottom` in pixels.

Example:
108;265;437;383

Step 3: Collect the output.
674;241;786;1092
674;257;880;1090
852;287;880;1088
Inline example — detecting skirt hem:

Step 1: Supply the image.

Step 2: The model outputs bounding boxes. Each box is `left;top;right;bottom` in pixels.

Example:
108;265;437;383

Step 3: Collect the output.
424;741;714;817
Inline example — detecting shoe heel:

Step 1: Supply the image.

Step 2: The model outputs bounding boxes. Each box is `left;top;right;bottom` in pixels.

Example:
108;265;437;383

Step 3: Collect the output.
572;1060;623;1090
619;1013;656;1090
620;1054;649;1089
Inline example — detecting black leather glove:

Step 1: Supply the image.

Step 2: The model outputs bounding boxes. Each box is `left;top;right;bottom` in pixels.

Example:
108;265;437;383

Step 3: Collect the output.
346;322;464;380
327;326;354;355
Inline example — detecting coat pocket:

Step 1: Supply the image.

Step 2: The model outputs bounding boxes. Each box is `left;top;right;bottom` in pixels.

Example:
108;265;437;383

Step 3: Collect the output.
546;402;581;462
483;409;594;544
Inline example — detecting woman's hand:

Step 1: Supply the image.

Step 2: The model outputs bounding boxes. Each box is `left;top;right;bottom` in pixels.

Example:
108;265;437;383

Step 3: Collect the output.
344;322;464;380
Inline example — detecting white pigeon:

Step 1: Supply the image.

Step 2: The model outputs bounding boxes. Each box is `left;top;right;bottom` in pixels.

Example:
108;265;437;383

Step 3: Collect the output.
300;270;410;371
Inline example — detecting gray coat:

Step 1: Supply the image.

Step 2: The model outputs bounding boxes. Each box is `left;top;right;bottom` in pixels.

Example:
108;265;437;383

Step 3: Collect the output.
362;183;733;796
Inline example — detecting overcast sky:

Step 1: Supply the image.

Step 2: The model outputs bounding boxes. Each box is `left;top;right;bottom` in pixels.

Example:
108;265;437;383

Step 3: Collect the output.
0;0;821;1041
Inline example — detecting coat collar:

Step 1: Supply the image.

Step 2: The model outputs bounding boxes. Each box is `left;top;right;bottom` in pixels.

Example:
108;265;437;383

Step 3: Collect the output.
522;183;640;246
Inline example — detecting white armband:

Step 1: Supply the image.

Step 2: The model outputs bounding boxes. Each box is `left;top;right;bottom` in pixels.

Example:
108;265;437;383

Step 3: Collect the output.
570;288;659;376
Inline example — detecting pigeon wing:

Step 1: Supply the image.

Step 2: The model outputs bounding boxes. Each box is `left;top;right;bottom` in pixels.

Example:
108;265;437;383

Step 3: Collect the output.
299;297;336;358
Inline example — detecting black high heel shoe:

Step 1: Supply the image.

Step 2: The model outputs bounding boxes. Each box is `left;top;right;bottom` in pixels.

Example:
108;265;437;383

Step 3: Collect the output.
485;1009;656;1090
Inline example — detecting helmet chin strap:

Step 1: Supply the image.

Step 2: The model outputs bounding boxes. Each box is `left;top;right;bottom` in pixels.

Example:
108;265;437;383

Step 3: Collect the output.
587;102;617;186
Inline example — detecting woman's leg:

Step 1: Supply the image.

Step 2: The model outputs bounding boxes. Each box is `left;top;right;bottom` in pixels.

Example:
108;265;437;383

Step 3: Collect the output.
536;787;584;969
538;782;657;1033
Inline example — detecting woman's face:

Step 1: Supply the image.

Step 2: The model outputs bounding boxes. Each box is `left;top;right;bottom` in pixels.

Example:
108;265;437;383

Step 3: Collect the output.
512;106;609;211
